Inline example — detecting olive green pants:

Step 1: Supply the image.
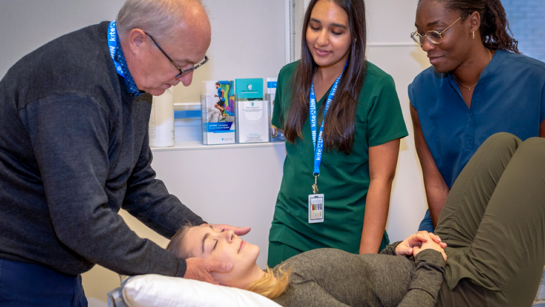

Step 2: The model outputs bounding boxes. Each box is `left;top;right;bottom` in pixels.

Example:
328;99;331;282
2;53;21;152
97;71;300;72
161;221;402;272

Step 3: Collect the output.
436;133;545;307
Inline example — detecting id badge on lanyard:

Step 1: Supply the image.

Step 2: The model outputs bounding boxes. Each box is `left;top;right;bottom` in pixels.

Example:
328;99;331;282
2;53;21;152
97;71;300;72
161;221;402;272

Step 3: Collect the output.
307;63;346;224
308;194;324;223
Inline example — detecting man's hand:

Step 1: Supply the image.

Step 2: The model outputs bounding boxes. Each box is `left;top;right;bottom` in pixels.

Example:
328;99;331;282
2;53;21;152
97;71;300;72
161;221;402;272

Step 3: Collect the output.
396;231;447;256
206;223;251;236
184;257;233;284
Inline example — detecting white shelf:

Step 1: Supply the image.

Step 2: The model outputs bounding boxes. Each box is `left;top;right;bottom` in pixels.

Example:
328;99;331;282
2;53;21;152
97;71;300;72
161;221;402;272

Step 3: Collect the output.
150;141;285;152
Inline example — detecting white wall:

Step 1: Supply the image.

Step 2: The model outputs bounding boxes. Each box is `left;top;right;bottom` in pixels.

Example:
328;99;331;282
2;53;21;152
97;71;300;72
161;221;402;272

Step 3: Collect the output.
176;0;286;103
0;0;125;79
0;0;286;104
369;44;431;239
151;143;286;269
365;0;432;240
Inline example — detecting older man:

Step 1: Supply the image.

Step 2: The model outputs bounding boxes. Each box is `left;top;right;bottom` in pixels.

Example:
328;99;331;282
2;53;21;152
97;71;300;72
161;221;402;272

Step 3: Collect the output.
0;0;248;305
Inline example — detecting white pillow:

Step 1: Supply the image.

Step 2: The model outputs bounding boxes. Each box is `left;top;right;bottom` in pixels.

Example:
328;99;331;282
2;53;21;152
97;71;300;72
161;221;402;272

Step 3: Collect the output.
122;274;283;307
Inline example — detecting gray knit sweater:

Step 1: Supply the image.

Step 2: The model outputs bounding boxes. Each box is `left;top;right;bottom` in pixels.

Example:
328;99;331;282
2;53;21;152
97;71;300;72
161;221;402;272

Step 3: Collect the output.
0;22;204;277
273;243;447;307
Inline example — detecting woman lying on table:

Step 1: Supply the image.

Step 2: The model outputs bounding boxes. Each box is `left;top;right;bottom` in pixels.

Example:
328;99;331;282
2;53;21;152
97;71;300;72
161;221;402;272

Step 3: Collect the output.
167;133;545;307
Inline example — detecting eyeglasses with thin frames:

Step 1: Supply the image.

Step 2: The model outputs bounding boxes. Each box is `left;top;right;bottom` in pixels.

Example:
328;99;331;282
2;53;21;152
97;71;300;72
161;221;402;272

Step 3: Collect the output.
145;32;209;78
410;17;461;47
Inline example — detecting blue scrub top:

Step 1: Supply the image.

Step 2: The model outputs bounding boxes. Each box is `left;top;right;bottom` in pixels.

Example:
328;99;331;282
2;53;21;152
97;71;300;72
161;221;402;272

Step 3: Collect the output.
409;50;545;188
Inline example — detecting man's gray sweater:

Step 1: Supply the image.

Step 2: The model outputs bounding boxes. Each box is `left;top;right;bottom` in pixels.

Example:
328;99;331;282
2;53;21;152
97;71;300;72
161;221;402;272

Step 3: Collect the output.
0;22;203;277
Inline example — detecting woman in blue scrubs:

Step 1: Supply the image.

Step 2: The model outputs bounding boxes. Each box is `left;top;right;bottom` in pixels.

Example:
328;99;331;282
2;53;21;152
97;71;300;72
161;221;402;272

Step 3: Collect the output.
409;0;545;231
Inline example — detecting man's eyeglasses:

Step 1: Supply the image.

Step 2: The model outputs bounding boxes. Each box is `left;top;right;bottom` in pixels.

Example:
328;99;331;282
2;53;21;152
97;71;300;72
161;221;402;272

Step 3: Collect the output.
145;32;209;78
410;17;461;47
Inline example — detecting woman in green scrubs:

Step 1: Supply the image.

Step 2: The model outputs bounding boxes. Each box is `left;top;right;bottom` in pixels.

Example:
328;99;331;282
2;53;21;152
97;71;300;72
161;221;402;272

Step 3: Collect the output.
267;0;408;267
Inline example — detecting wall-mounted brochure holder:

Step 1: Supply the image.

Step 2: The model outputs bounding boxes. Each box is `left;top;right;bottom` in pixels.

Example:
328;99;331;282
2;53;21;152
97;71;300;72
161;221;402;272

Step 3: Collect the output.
235;78;269;143
201;80;236;145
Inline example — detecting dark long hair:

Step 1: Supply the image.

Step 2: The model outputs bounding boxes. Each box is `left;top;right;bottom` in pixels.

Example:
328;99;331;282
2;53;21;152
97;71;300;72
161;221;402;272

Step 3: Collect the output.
284;0;367;154
429;0;519;53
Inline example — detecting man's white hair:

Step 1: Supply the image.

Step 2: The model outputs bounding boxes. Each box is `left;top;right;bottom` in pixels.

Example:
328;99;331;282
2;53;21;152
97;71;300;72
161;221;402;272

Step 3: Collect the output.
117;0;196;42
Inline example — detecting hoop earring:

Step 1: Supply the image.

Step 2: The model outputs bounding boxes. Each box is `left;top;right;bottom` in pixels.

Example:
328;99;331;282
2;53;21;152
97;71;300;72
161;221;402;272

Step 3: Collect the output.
472;31;475;39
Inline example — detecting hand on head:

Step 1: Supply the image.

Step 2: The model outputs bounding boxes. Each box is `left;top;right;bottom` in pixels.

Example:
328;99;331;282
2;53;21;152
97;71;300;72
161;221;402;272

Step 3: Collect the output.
396;231;447;260
183;257;233;284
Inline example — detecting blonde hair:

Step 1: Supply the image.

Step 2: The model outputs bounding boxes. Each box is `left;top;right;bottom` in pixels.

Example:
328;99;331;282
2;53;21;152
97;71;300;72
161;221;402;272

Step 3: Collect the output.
167;225;292;299
246;265;292;300
116;0;195;41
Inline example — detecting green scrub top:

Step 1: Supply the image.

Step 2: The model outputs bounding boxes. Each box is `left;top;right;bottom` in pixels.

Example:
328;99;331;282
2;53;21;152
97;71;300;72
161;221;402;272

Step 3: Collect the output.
269;60;408;257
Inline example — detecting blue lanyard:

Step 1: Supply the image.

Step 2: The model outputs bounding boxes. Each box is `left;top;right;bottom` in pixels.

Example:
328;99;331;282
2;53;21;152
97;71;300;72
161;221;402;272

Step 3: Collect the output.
108;20;125;78
108;20;142;97
310;64;346;177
